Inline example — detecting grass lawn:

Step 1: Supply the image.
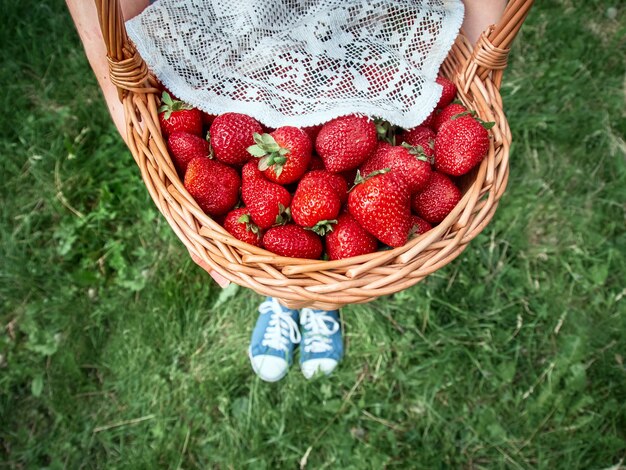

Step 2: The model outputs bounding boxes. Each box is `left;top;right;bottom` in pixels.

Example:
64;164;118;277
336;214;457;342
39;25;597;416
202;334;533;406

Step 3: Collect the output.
1;0;625;468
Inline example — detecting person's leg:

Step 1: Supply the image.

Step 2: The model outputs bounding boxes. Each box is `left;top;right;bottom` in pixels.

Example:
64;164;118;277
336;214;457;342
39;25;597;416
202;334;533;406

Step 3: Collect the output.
299;307;343;379
249;297;301;382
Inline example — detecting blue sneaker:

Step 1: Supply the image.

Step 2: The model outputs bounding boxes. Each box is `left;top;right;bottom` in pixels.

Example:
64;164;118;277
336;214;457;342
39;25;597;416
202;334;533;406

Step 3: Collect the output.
299;308;343;379
249;297;301;382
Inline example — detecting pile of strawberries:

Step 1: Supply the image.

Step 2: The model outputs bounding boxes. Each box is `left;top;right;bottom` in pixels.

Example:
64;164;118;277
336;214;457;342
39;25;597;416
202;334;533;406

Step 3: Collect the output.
158;76;493;260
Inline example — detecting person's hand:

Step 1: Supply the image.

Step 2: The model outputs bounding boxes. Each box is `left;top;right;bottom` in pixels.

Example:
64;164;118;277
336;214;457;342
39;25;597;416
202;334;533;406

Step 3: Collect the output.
189;251;230;288
462;0;507;44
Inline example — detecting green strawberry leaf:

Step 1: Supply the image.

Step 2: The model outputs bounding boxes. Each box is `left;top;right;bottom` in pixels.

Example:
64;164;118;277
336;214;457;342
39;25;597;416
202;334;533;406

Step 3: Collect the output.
258;155;272;171
351;170;365;189
364;168;390;179
253;133;265;146
450;110;474;121
274;204;291;226
247;145;267;157
374;117;397;145
401;142;429;162
237;214;251;224
161;91;174;107
309;220;337;236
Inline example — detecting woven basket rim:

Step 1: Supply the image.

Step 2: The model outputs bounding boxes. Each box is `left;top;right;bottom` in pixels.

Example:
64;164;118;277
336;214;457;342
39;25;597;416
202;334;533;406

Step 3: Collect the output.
95;0;534;309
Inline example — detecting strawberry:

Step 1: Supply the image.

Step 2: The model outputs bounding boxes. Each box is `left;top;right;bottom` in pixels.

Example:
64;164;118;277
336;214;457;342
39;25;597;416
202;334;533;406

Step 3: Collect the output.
433;103;468;132
223;207;263;247
435;75;457;109
241;161;292;230
360;144;432;194
409;215;433;238
303;125;323;143
291;178;341;235
210;113;263;166
202;112;217;128
411;172;461;223
326;212;378;260
184;157;240;217
421;108;437;129
315;115;378;173
357;142;391;179
359;145;391;177
300;170;348;204
348;170;412;247
434;115;491;176
342;168;359;188
398;126;436;159
158;92;203;137
167;131;210;175
263;225;323;259
246;127;311;184
308;156;326;171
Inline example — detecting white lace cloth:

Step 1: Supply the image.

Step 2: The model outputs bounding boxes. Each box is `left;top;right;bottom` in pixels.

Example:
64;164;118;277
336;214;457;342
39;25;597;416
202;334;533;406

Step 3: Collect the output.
127;0;464;128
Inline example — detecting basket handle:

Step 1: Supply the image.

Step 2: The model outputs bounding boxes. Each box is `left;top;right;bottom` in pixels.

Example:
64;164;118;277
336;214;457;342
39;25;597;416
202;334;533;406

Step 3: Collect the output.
459;0;535;90
94;0;151;100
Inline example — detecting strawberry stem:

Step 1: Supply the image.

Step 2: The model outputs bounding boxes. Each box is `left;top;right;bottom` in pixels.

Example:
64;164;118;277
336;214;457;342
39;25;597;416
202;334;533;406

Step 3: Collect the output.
237;213;260;234
374;118;397;145
308;219;337;236
274;204;291;226
247;132;291;176
401;142;430;162
158;91;193;119
349;168;390;192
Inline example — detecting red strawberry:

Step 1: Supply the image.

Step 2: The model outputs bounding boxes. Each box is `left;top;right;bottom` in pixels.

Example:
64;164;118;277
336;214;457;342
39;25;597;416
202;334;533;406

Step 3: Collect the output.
398;126;436;159
360;144;432;194
167;131;210;174
342;168;359;187
303;125;323;142
158;92;203;137
308;156;325;171
315;115;378;173
241;162;292;230
202;112;217;128
421;108;437;129
263;225;323;259
436;76;457;109
241;160;263;181
184;157;240;217
348;170;412;247
409;215;433;238
412;172;461;223
433;103;468;132
326;212;378;260
247;127;311;184
210;113;263;166
223;207;263;247
435;115;491;176
357;142;391;177
291;179;341;235
300;170;348;204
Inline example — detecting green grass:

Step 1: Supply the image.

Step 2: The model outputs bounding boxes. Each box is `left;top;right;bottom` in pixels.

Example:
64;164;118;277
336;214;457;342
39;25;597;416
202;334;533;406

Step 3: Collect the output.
1;0;625;468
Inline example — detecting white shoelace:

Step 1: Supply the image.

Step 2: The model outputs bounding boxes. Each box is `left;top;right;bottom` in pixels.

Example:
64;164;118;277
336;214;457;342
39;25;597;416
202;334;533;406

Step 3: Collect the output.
260;298;301;352
300;309;340;354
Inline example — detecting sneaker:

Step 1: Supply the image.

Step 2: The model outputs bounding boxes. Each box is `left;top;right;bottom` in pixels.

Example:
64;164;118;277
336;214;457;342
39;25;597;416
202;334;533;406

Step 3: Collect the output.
299;308;343;379
248;297;301;382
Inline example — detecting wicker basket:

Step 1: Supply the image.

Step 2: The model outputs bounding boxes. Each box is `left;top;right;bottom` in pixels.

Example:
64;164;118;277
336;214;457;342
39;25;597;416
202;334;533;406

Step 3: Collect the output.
94;0;534;310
